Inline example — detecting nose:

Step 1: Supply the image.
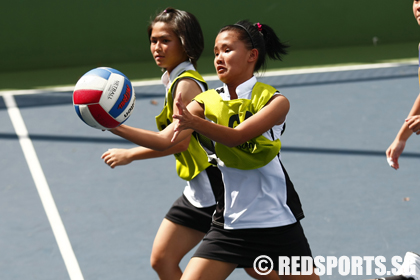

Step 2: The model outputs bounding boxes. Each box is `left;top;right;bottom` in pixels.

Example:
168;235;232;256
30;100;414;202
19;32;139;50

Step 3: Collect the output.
154;41;162;52
215;53;223;65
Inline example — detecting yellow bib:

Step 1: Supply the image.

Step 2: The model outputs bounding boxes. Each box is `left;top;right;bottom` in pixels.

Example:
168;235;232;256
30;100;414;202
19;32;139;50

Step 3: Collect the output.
194;82;281;170
155;70;212;181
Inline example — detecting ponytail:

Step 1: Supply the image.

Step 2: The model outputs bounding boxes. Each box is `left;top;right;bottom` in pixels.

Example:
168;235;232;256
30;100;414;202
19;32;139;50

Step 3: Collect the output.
219;20;288;72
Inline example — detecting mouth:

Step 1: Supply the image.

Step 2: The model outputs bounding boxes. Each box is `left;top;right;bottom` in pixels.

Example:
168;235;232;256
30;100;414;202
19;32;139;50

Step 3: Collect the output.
216;65;227;74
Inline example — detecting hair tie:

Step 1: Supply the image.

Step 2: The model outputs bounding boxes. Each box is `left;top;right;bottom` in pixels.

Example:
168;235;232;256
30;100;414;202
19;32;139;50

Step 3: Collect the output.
257;22;262;32
163;9;167;13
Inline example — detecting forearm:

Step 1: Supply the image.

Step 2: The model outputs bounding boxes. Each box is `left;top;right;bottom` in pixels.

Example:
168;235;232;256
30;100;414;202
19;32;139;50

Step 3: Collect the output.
407;93;420;117
128;138;190;160
187;115;248;147
393;93;420;142
110;124;175;151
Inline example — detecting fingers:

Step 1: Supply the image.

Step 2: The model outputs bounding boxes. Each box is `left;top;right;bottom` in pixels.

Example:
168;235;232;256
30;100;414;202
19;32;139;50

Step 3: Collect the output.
102;154;114;168
101;149;116;168
171;130;180;143
385;147;391;158
386;156;399;170
385;144;401;170
386;157;398;170
393;158;399;170
175;100;186;116
406;115;420;134
175;91;184;113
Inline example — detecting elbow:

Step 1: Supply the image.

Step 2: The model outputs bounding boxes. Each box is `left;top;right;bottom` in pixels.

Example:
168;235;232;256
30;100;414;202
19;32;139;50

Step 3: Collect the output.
175;138;190;152
154;135;190;152
226;143;238;148
151;138;175;152
154;141;175;152
226;138;247;148
225;141;240;148
223;132;249;148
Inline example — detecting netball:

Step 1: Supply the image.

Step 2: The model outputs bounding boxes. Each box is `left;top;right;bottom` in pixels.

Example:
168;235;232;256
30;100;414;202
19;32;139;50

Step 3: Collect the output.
72;67;135;130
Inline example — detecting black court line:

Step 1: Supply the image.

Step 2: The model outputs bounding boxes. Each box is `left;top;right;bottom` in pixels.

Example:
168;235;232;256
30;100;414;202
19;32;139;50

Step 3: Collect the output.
0;93;164;110
281;146;420;158
1;132;419;158
0;132;129;144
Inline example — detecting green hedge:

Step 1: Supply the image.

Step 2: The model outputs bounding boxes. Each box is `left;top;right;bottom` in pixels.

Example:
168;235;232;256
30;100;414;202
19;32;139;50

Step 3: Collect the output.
1;0;418;72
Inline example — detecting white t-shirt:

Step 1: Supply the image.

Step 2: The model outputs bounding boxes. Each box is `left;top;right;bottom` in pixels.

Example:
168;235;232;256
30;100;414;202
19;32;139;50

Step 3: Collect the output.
161;61;216;208
211;76;303;229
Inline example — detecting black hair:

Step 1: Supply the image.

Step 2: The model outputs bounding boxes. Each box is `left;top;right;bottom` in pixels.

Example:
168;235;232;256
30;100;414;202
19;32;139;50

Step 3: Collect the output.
219;20;289;72
147;7;204;68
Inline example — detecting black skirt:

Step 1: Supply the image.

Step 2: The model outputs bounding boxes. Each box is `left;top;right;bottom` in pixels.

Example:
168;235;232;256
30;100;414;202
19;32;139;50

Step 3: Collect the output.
165;194;215;233
193;221;313;272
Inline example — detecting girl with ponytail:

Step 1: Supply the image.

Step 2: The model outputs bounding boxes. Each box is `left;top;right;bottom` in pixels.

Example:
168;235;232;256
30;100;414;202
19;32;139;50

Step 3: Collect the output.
172;20;319;279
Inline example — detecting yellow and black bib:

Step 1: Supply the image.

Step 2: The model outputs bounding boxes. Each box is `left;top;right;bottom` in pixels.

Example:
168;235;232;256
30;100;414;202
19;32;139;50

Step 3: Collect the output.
194;82;281;170
155;70;211;181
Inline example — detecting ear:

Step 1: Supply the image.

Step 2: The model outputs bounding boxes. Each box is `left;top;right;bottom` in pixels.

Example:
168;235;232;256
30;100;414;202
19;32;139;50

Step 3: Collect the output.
248;48;259;63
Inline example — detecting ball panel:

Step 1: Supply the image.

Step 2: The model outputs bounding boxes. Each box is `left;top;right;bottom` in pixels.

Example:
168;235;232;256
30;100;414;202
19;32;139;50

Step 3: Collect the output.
74;75;108;92
76;104;108;130
73;89;103;105
83;67;113;80
87;104;121;128
115;90;135;123
108;79;134;118
98;73;125;112
103;67;127;77
74;105;87;125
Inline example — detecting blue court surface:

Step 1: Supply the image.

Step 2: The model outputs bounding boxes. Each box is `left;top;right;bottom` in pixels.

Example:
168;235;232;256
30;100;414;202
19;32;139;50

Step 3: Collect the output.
1;62;420;280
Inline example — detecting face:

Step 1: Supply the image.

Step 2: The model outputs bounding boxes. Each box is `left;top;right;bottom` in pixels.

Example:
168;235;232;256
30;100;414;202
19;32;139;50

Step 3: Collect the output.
414;0;420;25
213;30;254;86
150;22;188;73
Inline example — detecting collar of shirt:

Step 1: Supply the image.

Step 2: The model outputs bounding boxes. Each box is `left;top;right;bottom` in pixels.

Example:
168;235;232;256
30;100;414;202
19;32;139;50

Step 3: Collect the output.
161;61;195;92
221;76;257;101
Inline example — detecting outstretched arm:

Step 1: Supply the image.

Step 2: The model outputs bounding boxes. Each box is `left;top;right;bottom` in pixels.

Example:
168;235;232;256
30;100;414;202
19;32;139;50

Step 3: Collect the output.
386;93;420;169
172;92;290;147
101;141;190;168
104;78;201;161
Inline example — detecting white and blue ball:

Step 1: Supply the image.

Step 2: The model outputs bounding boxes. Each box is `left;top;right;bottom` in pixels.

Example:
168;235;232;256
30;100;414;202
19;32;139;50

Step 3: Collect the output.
73;67;136;130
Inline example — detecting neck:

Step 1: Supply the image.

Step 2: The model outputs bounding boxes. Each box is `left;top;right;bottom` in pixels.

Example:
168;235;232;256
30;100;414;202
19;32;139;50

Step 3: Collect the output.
226;75;254;99
166;59;189;76
227;85;238;99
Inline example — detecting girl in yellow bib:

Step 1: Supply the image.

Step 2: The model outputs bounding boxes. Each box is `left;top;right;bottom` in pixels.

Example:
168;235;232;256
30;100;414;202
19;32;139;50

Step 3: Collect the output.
109;19;319;279
102;9;270;280
101;8;219;280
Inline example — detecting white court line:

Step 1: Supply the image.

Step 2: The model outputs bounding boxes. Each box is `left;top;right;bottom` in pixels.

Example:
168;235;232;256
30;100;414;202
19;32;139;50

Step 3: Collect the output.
0;60;417;96
3;93;84;280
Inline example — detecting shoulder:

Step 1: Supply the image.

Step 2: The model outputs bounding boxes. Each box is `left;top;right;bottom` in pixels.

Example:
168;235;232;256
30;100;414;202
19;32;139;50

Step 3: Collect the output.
176;77;202;88
268;93;289;106
174;71;206;92
173;78;204;105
